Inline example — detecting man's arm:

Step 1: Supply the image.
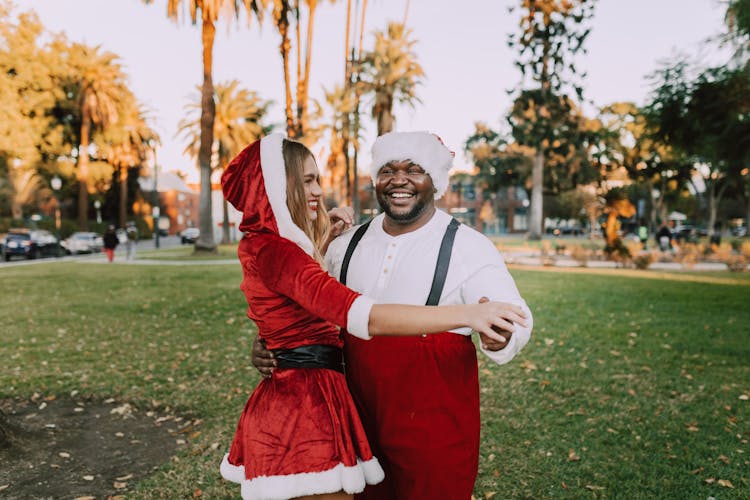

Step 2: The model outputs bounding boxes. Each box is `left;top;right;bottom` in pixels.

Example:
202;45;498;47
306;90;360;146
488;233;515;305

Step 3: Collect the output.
462;265;533;365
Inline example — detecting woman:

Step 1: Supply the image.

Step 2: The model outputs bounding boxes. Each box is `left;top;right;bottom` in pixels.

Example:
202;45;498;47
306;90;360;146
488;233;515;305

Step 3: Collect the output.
220;134;526;500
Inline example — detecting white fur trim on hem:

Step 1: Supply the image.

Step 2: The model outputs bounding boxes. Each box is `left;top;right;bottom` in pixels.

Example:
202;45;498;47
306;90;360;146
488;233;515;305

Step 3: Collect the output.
260;133;316;256
221;453;384;500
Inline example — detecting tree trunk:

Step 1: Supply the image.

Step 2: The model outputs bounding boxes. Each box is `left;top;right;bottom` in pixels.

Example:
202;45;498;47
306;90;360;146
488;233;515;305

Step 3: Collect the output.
277;3;295;137
195;18;217;252
375;94;394;136
118;165;128;228
221;198;231;244
78;113;91;230
298;0;317;138
528;149;544;240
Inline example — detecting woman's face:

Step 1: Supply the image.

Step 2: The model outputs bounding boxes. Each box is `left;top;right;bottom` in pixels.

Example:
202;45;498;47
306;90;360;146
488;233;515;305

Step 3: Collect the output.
302;155;323;221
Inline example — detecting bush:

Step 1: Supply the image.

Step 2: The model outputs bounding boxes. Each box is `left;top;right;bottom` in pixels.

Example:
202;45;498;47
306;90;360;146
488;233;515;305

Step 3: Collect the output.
632;253;655;270
725;255;747;272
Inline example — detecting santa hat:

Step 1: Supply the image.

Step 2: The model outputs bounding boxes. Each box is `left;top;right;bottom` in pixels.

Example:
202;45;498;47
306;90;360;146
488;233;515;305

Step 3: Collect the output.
222;133;315;256
370;131;455;199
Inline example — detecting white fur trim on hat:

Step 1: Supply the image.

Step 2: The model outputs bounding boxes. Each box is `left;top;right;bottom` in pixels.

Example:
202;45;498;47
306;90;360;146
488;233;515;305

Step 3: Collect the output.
260;133;316;256
370;131;454;199
221;453;385;500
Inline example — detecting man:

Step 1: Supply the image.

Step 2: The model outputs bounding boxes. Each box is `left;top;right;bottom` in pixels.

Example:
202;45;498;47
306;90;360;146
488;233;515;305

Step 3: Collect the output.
253;131;533;499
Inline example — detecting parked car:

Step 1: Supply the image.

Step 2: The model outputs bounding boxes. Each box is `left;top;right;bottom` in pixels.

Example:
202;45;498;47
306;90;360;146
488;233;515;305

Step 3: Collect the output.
61;232;104;255
2;229;58;261
181;227;200;244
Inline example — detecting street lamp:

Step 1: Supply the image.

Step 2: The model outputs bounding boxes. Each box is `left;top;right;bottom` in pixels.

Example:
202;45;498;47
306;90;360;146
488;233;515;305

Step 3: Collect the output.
94;200;102;224
51;176;62;256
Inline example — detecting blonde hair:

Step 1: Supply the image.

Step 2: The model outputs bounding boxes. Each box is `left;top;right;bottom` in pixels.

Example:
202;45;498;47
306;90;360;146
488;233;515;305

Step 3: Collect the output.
282;139;330;263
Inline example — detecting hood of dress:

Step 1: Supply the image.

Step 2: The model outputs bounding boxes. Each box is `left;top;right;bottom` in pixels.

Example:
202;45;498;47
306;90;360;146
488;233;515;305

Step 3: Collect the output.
221;133;315;255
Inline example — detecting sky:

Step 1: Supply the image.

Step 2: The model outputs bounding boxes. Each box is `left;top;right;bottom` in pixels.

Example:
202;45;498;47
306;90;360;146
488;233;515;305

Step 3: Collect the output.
21;0;732;182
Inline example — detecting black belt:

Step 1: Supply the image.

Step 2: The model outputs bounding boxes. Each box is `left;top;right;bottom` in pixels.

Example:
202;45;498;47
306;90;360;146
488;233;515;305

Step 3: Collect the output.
271;344;344;373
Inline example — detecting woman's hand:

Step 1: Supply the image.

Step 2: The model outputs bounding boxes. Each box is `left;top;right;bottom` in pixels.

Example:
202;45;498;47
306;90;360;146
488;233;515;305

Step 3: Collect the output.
466;301;528;344
328;206;354;239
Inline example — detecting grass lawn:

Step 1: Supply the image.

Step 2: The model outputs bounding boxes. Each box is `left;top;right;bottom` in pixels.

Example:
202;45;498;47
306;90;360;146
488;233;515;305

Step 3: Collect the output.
135;243;239;261
1;262;748;498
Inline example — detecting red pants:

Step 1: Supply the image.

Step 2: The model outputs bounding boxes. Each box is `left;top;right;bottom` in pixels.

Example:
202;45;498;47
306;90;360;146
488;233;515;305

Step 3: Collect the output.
345;332;480;500
104;248;115;262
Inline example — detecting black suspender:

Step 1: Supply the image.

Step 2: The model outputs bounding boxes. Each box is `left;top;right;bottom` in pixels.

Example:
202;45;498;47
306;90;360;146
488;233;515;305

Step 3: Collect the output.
339;217;460;305
340;220;371;286
425;218;460;306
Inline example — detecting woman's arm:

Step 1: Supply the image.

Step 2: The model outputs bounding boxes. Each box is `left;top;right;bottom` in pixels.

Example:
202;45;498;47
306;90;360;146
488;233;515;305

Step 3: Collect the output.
368;301;527;343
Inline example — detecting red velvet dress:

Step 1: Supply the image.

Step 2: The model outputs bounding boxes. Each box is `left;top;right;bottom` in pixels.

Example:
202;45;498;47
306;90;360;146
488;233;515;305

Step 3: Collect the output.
220;135;383;499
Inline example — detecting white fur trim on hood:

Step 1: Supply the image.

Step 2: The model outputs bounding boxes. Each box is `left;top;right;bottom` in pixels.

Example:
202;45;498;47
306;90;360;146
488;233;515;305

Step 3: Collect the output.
260;133;316;256
370;131;455;199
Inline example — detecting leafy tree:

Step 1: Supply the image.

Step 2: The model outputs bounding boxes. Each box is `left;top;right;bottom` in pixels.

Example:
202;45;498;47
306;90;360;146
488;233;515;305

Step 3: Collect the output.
178;80;271;243
645;62;750;235
508;0;596;239
464;122;532;194
145;0;266;251
359;21;424;136
598;102;693;227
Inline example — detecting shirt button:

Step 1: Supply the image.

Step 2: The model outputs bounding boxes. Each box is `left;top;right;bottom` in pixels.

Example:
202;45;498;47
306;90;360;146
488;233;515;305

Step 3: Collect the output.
421;334;427;338
383;269;388;273
387;255;392;259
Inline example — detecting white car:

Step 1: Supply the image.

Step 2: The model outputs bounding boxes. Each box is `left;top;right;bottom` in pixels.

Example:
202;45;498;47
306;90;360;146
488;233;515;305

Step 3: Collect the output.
62;232;104;254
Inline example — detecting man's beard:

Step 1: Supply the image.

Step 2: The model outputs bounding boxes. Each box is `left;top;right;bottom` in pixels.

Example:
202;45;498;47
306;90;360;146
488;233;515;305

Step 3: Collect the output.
377;192;430;223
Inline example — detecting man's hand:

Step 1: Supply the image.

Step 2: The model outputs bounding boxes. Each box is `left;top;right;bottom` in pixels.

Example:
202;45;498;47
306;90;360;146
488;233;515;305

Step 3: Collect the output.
478;296;513;351
252;335;276;378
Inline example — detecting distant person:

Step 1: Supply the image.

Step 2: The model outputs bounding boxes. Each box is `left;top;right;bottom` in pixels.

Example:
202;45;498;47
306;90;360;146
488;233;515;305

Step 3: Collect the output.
103;225;118;262
637;219;649;249
656;222;672;252
125;224;138;260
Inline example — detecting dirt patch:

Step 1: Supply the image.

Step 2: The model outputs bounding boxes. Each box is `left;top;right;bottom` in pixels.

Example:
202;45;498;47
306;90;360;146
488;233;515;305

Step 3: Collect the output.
0;395;196;499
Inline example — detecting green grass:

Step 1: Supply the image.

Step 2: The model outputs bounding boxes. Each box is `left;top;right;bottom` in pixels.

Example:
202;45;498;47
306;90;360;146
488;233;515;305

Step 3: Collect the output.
1;262;748;498
136;243;239;261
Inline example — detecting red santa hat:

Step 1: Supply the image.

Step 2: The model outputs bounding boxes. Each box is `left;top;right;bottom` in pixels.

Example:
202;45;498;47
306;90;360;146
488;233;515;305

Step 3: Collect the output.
370;131;455;199
221;133;315;256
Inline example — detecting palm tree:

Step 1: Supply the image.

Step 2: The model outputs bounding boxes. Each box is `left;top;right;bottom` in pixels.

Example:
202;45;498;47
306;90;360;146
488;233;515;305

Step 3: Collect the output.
104;95;160;228
360;22;424;136
178;80;271;243
144;0;266;251
67;43;125;230
272;0;335;140
1;161;50;220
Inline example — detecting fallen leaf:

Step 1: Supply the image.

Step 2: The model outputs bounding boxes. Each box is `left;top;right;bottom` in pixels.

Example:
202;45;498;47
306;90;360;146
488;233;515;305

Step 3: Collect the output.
739;394;749;401
484;493;496;499
116;474;133;481
585;485;605;491
690;467;704;475
718;455;730;464
0;485;9;492
568;450;581;462
717;479;734;489
704;478;716;484
113;482;127;489
193;489;203;497
82;475;94;481
58;452;70;458
73;497;94;500
685;423;699;432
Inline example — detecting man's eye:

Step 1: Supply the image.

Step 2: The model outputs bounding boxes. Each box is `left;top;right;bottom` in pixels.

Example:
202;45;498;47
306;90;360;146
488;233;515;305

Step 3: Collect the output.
380;169;393;176
408;169;424;175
